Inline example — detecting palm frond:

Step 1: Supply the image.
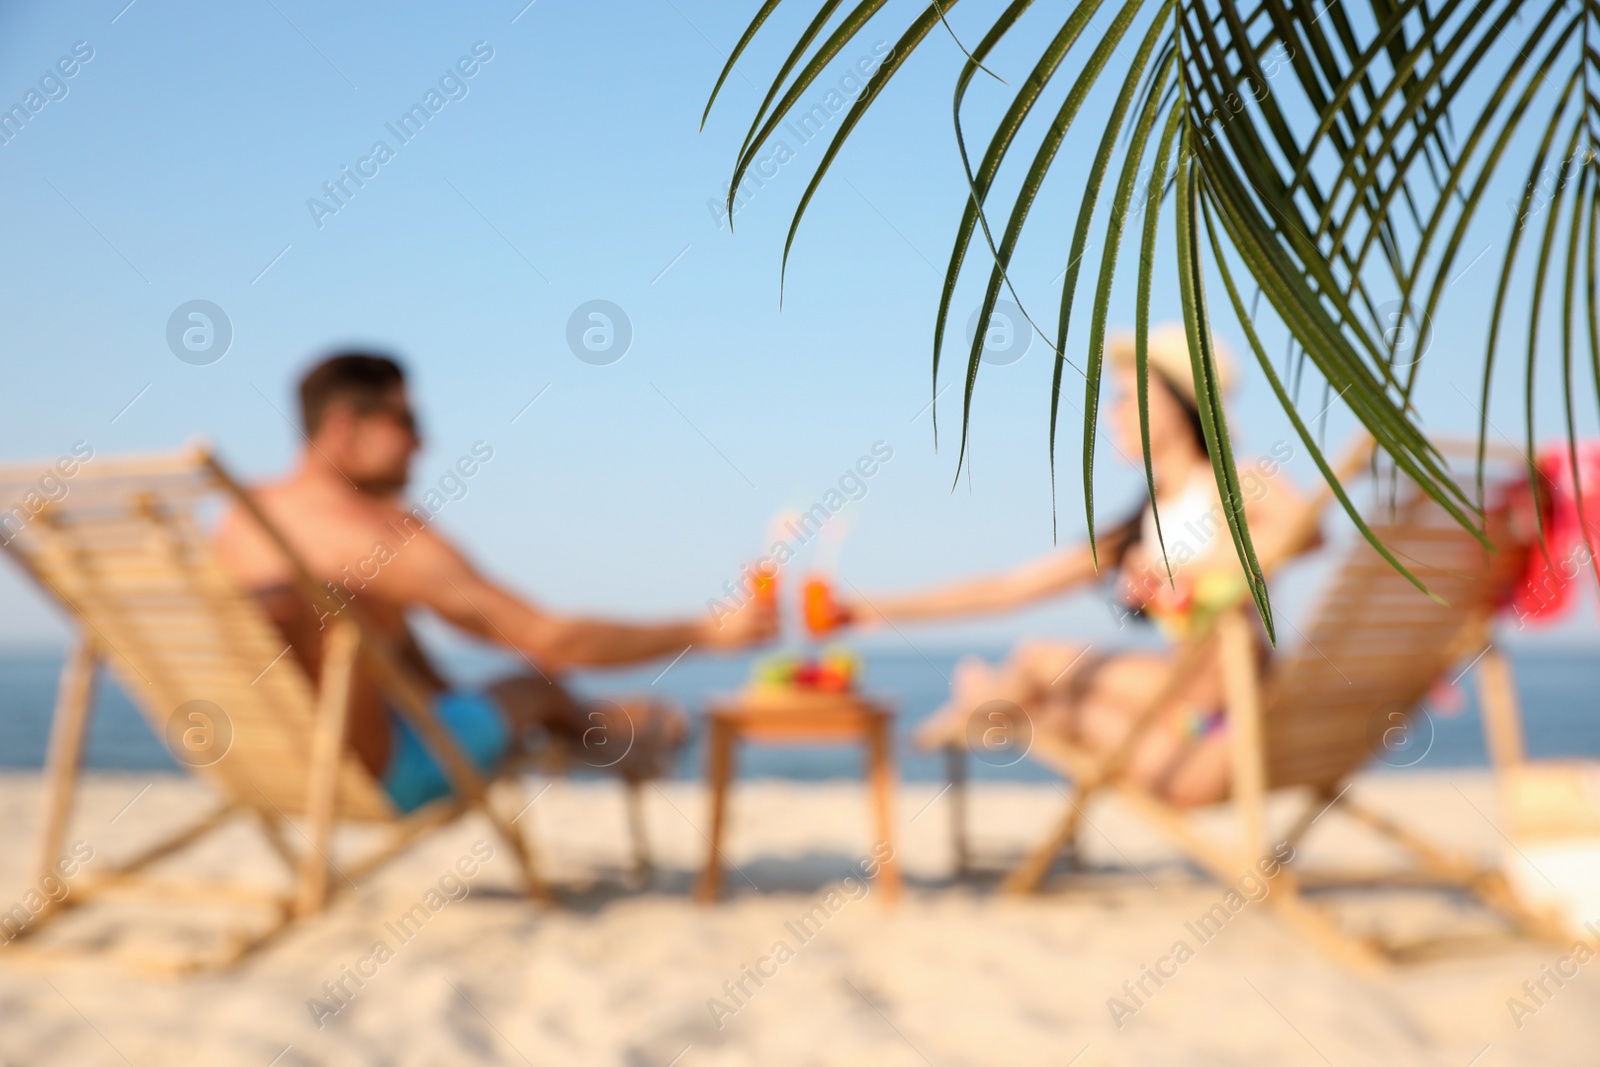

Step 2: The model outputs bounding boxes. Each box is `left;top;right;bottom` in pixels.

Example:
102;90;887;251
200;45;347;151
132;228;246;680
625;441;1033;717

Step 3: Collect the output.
703;0;1600;631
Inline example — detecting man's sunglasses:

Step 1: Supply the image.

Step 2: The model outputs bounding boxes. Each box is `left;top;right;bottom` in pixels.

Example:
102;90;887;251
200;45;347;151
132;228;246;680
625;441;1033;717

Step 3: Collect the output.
372;404;421;435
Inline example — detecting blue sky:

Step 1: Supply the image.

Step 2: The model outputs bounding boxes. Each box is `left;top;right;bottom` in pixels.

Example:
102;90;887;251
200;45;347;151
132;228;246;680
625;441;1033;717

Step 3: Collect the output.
0;0;1594;652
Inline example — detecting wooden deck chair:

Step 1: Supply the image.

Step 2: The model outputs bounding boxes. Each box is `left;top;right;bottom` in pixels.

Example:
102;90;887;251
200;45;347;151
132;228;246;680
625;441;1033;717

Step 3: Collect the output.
0;444;572;973
935;436;1573;967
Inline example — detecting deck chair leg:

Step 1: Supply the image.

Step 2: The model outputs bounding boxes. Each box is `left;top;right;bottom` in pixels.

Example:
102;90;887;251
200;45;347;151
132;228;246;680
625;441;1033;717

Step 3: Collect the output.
624;779;652;881
946;745;969;877
1264;886;1386;970
1000;639;1217;895
491;798;551;903
1338;794;1485;883
1002;790;1090;895
358;638;550;902
1271;786;1341;871
1475;646;1526;769
35;640;98;884
1005;633;1218;890
1466;650;1564;933
30;638;98;928
1218;609;1269;863
1337;793;1570;942
478;775;552;903
245;804;303;875
297;621;360;917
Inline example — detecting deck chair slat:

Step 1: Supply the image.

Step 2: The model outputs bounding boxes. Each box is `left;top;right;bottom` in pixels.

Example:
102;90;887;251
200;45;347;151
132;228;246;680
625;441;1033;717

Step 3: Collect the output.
1279;646;1461;670
5;464;395;825
1262;485;1518;792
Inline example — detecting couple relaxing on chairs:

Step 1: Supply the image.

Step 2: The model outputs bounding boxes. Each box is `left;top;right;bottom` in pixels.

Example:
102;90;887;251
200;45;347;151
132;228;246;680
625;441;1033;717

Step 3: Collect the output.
9;328;1564;970
220;328;1300;818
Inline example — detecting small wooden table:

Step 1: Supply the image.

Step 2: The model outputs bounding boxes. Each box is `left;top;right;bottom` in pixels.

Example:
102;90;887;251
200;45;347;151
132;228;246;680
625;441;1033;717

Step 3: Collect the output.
694;690;901;903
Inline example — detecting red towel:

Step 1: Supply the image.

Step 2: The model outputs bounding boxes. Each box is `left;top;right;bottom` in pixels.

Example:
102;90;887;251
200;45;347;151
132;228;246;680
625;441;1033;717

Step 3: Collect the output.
1503;441;1600;625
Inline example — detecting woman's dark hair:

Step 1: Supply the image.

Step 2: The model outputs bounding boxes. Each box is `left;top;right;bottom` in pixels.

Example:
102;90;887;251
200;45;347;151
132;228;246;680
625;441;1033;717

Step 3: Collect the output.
1153;370;1210;459
298;352;405;436
1103;369;1213;566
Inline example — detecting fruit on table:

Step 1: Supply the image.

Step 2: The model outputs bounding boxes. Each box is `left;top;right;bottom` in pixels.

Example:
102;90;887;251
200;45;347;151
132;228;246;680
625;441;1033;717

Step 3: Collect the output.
750;647;861;693
752;656;800;688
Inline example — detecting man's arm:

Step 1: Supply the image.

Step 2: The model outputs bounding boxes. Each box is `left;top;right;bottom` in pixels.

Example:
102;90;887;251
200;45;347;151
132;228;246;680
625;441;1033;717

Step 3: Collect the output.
390;527;773;671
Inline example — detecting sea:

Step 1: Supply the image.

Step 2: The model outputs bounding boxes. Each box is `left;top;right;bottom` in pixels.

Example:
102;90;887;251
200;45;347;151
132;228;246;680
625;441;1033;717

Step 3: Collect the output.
2;645;1597;782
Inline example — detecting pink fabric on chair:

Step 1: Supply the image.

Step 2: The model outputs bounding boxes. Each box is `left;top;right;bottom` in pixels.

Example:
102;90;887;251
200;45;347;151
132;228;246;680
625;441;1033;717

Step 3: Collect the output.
1502;441;1600;625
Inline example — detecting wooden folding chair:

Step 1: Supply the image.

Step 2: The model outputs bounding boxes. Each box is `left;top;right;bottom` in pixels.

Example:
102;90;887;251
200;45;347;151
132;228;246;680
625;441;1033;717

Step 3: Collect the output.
935;437;1575;966
0;444;563;973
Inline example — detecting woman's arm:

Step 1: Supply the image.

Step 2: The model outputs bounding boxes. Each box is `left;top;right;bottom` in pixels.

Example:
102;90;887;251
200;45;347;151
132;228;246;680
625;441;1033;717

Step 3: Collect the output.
845;542;1105;625
1241;472;1323;573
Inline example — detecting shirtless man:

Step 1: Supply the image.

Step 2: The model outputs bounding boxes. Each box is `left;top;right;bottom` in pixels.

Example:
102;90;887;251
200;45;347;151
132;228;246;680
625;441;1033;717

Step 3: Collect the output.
215;352;776;812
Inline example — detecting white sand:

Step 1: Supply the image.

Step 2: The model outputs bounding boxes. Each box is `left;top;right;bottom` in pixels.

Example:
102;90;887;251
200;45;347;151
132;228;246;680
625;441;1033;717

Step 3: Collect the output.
0;770;1597;1066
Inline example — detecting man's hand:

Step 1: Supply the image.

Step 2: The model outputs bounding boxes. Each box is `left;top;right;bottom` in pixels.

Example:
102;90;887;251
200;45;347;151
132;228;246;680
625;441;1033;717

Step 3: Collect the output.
701;593;779;650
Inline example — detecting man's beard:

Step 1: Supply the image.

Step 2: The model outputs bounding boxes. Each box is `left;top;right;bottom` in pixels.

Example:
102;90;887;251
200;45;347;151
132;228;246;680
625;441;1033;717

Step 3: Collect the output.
351;471;409;497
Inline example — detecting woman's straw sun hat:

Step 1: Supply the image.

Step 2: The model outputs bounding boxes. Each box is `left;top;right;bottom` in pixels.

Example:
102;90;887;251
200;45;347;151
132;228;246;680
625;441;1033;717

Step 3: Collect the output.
1107;323;1236;404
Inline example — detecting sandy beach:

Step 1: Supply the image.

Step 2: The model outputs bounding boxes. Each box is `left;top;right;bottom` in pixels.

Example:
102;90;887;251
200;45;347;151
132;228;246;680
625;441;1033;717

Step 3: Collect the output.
0;770;1595;1066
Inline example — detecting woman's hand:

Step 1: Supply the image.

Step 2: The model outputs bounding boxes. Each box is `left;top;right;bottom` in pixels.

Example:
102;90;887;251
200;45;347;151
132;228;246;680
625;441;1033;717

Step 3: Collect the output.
834;544;1101;626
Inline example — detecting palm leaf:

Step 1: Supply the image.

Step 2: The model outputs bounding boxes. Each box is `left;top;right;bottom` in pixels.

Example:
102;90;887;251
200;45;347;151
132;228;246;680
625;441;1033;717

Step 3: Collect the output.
960;0;1162;487
1079;46;1179;567
703;0;1600;627
1134;103;1190;580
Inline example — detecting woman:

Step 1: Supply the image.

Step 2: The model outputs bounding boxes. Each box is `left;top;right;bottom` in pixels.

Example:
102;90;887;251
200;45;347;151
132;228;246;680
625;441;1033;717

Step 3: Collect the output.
841;325;1317;806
